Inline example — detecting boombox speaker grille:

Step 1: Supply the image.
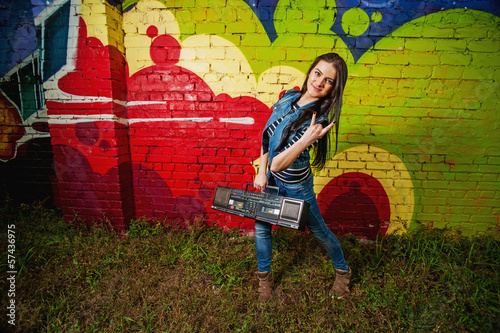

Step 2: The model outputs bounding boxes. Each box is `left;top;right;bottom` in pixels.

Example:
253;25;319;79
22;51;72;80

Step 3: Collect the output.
213;187;232;207
280;199;302;222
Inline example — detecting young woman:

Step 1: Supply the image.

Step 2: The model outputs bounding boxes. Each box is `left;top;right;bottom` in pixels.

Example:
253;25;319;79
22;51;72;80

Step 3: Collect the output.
253;53;350;301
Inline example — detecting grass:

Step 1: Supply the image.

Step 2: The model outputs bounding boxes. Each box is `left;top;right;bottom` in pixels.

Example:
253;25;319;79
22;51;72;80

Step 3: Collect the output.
0;199;499;332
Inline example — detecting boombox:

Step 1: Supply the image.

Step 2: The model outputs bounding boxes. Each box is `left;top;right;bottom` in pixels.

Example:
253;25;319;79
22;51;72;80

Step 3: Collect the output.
211;183;309;231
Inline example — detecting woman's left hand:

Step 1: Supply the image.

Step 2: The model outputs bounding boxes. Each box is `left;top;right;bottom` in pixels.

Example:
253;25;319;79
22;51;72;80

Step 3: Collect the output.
301;113;335;145
270;113;335;173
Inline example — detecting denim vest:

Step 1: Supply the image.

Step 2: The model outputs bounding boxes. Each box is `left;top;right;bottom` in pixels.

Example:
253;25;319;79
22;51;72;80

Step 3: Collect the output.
261;90;327;172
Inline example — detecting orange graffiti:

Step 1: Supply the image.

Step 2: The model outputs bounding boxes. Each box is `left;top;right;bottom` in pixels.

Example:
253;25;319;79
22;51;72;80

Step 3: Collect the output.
0;91;25;160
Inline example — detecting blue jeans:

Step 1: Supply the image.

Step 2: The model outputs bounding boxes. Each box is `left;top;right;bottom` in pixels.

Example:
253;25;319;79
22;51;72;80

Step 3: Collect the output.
255;173;349;272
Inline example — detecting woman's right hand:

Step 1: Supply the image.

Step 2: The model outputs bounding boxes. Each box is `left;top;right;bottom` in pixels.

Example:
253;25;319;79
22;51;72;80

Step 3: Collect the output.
254;172;268;192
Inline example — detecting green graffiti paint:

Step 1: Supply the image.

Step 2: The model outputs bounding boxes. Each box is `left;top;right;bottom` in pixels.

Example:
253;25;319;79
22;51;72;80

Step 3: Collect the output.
371;11;383;23
342;8;370;37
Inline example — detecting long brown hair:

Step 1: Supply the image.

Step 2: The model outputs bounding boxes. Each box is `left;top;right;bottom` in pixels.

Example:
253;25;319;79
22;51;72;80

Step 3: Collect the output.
276;53;348;170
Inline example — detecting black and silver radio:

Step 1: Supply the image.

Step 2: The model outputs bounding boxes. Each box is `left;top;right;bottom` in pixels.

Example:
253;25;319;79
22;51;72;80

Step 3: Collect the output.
211;183;309;231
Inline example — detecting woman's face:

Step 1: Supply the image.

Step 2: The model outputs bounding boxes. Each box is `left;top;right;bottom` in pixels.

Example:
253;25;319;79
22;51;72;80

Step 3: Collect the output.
305;60;337;102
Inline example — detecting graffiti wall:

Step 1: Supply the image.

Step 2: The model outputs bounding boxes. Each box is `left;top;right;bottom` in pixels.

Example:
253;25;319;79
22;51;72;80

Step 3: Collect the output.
1;0;499;238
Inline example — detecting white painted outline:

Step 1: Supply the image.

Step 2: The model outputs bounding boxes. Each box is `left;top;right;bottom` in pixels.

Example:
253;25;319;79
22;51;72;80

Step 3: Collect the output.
127;117;213;125
219;117;255;125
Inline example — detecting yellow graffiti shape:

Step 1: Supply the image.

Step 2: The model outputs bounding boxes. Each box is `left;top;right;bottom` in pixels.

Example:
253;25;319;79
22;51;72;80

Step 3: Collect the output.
314;145;415;235
123;0;181;76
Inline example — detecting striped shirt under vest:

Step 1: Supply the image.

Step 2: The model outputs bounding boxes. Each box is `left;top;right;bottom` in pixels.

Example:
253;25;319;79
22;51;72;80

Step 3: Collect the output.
266;103;321;184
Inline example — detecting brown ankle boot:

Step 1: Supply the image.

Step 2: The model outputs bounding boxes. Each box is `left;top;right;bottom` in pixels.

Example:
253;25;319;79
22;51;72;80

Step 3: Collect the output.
255;271;274;301
331;268;351;299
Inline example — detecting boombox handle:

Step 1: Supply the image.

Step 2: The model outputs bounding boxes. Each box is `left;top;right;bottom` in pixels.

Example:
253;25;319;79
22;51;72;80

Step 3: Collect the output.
246;183;280;196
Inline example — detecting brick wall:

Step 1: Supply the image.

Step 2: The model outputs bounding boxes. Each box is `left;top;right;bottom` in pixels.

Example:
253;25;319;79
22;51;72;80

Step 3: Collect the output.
0;0;499;237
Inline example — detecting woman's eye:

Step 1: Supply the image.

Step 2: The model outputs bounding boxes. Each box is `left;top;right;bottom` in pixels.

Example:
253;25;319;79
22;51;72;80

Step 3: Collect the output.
326;79;334;85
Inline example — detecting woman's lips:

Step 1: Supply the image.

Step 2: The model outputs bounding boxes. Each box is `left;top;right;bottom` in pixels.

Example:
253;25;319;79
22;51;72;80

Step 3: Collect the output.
311;84;321;92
